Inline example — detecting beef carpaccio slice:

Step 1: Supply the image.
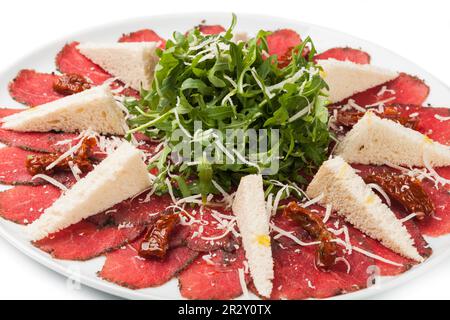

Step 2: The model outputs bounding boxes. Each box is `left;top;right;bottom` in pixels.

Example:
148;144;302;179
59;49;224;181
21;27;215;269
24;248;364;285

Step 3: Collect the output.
87;193;173;227
8;70;65;107
56;41;140;98
0;185;61;224
197;25;226;35
266;29;302;65
333;104;450;145
184;207;240;252
355;163;450;238
340;73;430;106
0;147;74;186
386;104;450;145
34;220;145;261
56;42;111;85
119;29;166;48
268;212;375;299
315;47;371;64
178;248;248;300
0;108;22;119
335;103;450;237
88;199;238;252
99;240;198;289
0;129;77;153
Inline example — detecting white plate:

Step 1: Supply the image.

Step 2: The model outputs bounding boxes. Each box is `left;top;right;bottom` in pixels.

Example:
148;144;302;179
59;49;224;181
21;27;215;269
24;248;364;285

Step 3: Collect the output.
0;12;449;300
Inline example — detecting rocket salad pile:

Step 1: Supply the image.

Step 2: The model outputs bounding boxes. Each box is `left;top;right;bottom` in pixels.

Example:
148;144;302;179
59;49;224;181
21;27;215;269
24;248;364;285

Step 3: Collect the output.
125;15;331;200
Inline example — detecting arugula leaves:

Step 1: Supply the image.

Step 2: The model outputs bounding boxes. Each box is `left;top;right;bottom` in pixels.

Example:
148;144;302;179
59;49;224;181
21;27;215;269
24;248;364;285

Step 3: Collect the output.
125;15;331;199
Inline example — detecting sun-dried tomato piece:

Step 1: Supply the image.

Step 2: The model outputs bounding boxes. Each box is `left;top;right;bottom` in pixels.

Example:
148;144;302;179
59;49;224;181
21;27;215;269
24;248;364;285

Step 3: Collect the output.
364;171;435;220
139;213;180;259
53;73;91;96
335;106;418;129
283;202;338;269
26;137;96;175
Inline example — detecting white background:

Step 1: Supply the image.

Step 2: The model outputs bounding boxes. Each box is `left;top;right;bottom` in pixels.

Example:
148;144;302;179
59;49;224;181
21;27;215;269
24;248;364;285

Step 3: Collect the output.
0;0;449;300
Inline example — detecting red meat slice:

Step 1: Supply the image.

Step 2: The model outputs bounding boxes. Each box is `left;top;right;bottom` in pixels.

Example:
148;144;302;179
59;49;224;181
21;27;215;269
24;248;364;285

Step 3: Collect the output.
56;42;111;85
0;108;22;119
0;129;77;153
87;193;173;227
8;70;65;107
353;164;433;274
268;212;374;299
0;185;61;224
342;73;429;106
99;240;198;289
269;244;337;299
178;248;248;300
119;29;166;48
333;104;450;146
87;197;236;251
354;162;450;237
384;104;450;145
266;29;302;64
315;47;371;64
56;42;140;98
198;25;226;35
0;147;74;186
34;220;144;261
184;207;239;252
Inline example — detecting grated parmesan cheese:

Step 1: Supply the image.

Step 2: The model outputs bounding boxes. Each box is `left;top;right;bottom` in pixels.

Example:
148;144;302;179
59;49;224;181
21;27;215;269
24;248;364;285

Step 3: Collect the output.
31;174;68;192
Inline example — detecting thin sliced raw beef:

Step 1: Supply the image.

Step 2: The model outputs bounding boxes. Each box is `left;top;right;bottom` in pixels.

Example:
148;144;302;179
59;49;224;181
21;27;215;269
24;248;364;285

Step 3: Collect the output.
0;129;77;153
87;193;173;227
354;162;450;237
0;108;22;119
89;193;172;226
268;211;374;299
99;239;198;289
56;42;140;98
353;164;433;274
342;73;429;106
56;42;111;85
184;207;239;252
197;25;226;35
118;29;166;48
87;197;236;251
415;167;450;236
170;224;191;248
0;147;74;186
178;248;248;300
342;214;427;277
332;104;450;146
266;29;302;57
385;104;450;145
34;220;145;261
8;70;65;107
315;47;371;64
266;29;302;67
0;185;61;224
268;244;344;299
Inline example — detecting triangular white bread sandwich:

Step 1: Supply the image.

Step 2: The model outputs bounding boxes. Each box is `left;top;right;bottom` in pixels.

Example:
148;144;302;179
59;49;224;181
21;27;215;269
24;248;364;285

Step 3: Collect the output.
335;111;450;167
306;156;422;262
232;174;274;298
317;59;399;103
2;85;126;135
77;42;159;91
28;142;152;241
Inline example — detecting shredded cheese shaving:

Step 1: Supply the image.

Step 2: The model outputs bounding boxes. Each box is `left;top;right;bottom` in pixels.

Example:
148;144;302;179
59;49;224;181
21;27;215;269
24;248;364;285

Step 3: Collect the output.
367;183;391;206
31;174;68;192
238;268;249;298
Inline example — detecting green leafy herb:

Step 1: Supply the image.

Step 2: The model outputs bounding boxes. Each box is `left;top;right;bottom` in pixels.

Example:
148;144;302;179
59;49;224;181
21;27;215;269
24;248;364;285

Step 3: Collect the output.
125;14;331;200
